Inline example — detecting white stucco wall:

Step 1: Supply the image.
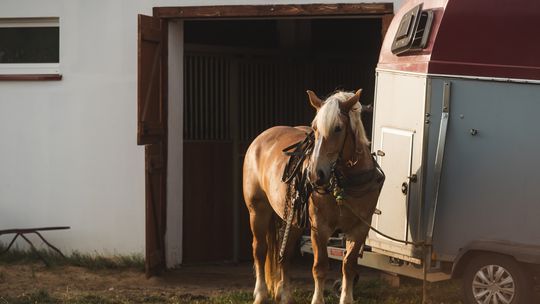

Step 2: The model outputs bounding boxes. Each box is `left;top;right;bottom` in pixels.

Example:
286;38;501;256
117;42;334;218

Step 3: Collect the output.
0;0;402;257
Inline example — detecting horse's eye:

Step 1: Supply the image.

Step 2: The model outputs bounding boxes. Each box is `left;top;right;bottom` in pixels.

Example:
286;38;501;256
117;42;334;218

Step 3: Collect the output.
334;126;342;133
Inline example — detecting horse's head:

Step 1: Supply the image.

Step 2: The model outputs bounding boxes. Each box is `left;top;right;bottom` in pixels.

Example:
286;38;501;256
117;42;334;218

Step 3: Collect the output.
307;89;369;187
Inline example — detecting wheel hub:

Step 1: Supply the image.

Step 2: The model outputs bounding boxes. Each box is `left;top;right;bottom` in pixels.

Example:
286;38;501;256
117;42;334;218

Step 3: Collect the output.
472;264;515;304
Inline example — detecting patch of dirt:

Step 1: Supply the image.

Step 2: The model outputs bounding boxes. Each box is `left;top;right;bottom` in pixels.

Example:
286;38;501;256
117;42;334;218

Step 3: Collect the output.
0;257;344;300
0;263;238;298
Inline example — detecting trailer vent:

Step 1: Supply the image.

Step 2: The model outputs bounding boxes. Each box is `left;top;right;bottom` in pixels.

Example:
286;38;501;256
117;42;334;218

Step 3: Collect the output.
391;4;433;55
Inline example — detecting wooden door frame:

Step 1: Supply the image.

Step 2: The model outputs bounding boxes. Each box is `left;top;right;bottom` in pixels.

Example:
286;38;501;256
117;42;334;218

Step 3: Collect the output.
138;14;168;276
153;3;393;19
152;2;394;268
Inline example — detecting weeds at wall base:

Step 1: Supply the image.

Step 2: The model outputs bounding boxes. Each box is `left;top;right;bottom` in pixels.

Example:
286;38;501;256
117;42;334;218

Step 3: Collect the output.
0;244;144;271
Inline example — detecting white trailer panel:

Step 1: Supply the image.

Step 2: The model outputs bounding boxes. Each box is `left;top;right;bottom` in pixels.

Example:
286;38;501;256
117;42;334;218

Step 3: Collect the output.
368;71;427;261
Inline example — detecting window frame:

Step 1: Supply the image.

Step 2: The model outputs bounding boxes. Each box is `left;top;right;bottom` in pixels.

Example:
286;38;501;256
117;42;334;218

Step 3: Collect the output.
0;17;61;80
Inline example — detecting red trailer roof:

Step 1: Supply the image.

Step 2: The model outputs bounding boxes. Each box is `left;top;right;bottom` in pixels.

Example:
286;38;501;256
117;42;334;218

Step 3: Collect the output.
378;0;540;81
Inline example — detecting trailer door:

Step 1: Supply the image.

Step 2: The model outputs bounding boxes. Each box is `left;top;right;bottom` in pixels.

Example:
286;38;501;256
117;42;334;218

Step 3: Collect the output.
376;127;414;242
368;71;427;263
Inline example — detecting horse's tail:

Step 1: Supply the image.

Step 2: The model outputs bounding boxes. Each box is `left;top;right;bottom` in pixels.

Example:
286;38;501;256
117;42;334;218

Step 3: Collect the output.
265;213;281;299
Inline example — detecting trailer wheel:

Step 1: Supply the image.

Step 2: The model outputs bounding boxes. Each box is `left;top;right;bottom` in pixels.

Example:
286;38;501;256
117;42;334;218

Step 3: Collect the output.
332;279;342;297
332;275;360;297
462;254;531;304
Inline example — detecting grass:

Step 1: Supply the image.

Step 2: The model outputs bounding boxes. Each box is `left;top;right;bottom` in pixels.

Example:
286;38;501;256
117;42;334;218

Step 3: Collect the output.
0;244;144;271
352;278;463;304
0;279;463;304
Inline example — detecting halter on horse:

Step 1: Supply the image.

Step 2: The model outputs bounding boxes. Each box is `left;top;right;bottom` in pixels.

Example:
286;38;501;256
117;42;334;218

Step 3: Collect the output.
243;89;384;304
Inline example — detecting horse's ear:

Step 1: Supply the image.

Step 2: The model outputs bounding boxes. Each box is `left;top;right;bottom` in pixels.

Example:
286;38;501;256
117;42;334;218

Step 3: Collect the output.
340;89;362;112
307;90;323;110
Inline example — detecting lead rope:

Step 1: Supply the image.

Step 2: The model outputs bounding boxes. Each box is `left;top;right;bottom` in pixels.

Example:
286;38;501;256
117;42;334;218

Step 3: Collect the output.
279;191;296;261
340;203;425;247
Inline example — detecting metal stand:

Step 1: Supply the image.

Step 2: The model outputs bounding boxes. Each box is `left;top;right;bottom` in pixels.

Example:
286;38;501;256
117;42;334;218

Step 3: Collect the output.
422;244;431;304
0;226;70;266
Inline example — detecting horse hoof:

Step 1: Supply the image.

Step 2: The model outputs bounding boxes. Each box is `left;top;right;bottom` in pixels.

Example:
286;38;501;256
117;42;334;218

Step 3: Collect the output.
310;295;325;304
253;293;268;304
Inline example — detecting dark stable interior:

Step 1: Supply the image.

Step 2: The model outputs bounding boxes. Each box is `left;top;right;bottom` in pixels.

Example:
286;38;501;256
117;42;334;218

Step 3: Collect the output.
182;18;382;263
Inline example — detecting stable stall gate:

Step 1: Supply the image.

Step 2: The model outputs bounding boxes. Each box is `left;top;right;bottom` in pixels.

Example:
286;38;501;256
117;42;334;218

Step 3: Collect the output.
182;49;374;263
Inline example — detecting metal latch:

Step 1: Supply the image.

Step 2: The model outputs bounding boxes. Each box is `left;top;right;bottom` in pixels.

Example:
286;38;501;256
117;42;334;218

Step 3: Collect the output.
401;182;408;195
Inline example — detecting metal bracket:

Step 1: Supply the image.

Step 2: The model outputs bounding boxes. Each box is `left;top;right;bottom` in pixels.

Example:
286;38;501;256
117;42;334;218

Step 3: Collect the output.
442;82;451;113
426;81;451;245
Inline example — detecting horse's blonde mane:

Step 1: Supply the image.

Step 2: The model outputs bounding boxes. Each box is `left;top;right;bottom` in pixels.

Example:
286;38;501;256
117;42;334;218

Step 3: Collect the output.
312;91;369;146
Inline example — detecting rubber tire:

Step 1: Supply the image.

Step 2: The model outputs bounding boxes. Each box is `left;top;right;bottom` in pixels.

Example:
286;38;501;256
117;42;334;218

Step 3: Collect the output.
462;254;532;304
332;279;342;297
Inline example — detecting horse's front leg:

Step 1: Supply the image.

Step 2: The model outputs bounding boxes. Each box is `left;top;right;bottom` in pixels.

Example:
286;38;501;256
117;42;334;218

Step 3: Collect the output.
339;239;362;304
340;219;371;304
311;227;331;304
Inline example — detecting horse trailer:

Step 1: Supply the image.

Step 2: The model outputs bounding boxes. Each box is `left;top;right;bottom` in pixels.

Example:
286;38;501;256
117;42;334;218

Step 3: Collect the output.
301;0;540;302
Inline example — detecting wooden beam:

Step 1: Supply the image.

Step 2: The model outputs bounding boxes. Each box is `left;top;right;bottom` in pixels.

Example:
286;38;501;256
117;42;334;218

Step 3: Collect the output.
154;3;393;19
0;74;62;81
381;13;394;41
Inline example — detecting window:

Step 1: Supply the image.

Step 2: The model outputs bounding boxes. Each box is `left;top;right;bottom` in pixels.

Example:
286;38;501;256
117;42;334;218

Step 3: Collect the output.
0;17;60;78
391;5;433;55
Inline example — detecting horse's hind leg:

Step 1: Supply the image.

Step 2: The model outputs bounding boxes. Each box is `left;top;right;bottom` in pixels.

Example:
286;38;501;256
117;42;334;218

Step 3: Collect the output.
248;201;272;304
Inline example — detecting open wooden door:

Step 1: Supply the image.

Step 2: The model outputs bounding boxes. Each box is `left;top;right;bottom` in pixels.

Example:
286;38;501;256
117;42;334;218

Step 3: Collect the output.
137;14;167;276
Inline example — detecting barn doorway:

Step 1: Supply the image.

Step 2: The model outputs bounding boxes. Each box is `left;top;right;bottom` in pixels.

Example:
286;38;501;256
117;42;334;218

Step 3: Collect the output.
182;17;384;263
138;4;394;274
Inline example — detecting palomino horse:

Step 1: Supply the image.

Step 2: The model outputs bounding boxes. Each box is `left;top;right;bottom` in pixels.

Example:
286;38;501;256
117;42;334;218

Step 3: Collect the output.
243;89;383;304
